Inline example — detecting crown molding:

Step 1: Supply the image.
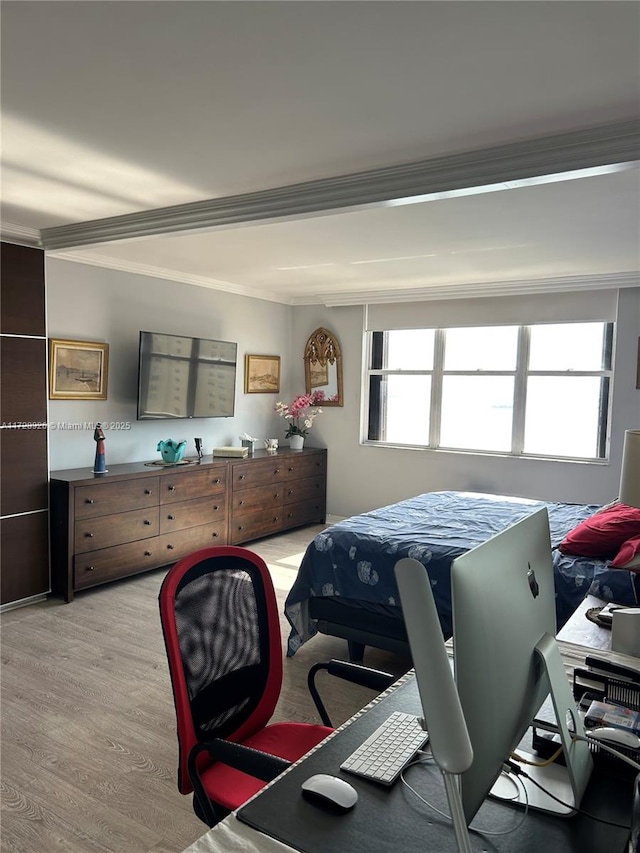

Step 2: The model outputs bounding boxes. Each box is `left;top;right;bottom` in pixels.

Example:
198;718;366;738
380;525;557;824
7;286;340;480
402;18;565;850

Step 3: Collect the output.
0;222;42;248
41;120;640;251
48;250;294;305
317;271;640;307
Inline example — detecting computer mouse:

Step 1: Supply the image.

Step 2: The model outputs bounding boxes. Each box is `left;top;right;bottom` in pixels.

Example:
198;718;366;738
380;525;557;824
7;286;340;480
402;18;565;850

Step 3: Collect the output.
301;774;358;811
586;727;640;750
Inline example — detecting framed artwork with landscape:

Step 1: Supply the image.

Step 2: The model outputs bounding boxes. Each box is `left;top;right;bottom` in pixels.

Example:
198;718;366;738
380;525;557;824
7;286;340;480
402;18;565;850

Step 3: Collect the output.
49;338;109;400
245;354;281;394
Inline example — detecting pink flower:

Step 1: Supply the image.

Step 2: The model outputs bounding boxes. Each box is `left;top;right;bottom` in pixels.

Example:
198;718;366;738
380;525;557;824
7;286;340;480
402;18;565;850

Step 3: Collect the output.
275;394;323;437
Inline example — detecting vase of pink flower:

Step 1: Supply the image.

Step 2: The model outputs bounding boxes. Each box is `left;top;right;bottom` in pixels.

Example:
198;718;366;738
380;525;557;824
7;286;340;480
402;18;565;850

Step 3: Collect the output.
275;393;323;449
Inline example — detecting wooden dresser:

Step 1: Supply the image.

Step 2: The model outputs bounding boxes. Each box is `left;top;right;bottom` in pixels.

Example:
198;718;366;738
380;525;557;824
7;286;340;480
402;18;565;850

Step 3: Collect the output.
50;448;326;601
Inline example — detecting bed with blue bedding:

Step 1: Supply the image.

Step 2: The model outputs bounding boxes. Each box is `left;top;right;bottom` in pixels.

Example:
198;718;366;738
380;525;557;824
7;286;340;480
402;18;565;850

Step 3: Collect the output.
284;491;640;659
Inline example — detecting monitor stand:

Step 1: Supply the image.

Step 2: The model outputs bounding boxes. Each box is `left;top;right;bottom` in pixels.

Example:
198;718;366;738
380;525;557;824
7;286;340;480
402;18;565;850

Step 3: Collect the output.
490;632;593;816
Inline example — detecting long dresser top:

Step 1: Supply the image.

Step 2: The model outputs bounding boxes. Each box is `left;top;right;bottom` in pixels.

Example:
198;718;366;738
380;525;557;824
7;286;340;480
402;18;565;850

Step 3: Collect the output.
50;447;326;485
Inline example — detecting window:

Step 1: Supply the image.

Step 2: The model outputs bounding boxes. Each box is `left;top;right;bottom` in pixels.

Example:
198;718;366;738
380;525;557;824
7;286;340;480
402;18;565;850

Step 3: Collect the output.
366;322;612;460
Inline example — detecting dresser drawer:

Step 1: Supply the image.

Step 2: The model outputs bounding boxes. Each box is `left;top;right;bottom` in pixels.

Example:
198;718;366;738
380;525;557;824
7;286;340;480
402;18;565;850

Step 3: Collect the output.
231;458;285;489
280;453;326;481
75;478;158;519
231;483;282;516
160;495;226;534
75;507;159;553
160;466;227;504
157;522;226;558
282;496;326;529
229;509;284;545
74;539;164;588
282;475;325;506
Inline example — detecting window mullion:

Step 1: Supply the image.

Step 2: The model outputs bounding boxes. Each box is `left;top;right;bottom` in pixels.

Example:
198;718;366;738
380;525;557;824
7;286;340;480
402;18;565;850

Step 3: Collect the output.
431;329;445;448
512;326;529;454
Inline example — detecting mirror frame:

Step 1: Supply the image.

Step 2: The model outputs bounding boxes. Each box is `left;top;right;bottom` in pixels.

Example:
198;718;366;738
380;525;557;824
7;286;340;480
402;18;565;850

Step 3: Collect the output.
304;327;343;407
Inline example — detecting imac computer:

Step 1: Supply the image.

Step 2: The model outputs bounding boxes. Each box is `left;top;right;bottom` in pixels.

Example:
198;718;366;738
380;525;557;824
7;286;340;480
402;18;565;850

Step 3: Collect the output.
396;508;592;849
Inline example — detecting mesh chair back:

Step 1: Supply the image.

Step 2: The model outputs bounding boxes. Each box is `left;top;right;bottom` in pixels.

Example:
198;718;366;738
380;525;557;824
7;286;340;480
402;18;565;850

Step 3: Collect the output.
159;546;283;793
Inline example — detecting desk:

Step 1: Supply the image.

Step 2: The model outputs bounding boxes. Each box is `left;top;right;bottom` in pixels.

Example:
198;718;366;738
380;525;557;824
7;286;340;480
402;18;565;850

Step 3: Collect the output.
557;594;612;651
183;647;636;853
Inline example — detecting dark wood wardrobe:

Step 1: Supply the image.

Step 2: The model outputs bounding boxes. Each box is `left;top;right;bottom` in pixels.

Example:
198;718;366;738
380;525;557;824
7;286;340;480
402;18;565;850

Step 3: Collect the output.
1;242;50;605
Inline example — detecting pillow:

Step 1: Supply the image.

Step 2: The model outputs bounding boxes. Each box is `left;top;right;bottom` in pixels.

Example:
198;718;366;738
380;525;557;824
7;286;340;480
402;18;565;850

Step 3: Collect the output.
610;535;640;572
558;502;640;558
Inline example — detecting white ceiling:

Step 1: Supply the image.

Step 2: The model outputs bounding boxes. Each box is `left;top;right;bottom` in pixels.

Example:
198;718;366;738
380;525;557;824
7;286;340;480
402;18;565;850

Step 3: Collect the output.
2;1;639;305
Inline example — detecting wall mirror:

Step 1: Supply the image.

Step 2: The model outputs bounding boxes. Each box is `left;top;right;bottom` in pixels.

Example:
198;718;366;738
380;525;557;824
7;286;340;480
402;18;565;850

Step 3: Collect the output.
304;327;343;406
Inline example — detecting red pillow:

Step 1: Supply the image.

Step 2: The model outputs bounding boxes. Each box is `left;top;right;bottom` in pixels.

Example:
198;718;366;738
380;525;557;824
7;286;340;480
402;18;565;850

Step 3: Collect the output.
610;535;640;572
559;503;640;558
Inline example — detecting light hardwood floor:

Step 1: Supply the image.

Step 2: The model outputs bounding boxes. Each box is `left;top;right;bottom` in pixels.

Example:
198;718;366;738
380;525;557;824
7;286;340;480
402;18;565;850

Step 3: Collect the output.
1;525;411;853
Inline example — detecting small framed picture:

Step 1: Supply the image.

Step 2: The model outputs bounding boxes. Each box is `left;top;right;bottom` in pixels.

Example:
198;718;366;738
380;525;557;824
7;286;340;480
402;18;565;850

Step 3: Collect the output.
49;338;109;400
245;354;281;394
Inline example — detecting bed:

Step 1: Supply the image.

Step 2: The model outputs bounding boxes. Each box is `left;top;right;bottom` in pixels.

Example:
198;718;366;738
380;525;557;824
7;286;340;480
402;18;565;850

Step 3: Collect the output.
284;491;640;659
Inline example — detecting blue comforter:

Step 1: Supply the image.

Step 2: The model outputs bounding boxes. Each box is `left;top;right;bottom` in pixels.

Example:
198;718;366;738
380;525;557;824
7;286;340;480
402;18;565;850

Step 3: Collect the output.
285;491;639;655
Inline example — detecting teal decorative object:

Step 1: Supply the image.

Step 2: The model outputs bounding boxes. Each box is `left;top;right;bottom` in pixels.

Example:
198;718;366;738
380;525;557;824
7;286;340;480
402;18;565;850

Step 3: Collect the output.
157;439;187;464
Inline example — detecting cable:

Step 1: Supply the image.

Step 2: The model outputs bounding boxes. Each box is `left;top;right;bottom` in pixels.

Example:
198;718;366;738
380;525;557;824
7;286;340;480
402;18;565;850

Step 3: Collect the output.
578;734;640;773
511;745;564;767
512;733;640;774
506;759;632;830
400;756;530;837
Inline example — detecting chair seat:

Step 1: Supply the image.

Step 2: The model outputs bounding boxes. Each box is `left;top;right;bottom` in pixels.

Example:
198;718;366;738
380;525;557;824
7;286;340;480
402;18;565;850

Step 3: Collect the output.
200;721;333;810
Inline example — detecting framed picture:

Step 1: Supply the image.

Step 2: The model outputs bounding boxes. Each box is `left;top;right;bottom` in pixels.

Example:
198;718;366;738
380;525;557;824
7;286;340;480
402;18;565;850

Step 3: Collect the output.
245;354;281;394
49;338;109;400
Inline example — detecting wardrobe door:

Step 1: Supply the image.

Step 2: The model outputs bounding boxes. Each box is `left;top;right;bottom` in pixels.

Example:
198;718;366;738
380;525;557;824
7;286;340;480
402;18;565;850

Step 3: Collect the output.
0;242;49;605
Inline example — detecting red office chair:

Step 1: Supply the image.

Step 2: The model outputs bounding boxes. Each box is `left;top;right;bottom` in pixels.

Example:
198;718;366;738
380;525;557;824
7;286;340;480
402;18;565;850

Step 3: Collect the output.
159;545;395;827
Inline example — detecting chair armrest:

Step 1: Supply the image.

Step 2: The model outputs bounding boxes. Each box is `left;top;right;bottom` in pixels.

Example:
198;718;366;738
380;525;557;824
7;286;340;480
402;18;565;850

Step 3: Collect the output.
307;659;396;726
188;738;291;826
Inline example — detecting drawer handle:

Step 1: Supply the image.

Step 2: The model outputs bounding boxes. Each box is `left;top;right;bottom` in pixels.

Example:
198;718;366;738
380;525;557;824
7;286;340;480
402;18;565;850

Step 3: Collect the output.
86;565;95;572
239;500;245;506
144;519;152;525
85;499;95;505
167;514;175;520
238;525;244;531
212;532;218;539
85;532;94;538
288;467;294;472
239;474;246;480
287;489;294;497
168;485;176;492
167;544;175;550
273;516;279;522
145;489;153;495
214;478;221;484
274;468;280;474
213;505;219;511
144;550;152;556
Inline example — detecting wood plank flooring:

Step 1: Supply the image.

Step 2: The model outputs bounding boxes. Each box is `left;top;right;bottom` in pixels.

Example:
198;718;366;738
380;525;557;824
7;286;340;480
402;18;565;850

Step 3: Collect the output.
1;525;411;853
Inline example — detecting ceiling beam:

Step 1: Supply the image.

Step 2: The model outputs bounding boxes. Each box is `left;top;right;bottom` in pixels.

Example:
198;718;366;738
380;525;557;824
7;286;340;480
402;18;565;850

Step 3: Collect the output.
41;120;640;251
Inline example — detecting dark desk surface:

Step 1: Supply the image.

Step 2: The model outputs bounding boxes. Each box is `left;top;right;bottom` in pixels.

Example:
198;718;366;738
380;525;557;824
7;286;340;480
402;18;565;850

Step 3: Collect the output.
238;673;633;853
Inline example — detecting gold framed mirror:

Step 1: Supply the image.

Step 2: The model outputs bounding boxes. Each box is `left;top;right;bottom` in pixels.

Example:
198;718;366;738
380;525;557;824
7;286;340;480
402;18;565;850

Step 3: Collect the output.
304;327;343;406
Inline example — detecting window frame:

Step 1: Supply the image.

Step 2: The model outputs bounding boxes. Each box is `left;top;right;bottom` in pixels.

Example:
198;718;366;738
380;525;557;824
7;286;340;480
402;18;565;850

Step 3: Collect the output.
364;322;613;462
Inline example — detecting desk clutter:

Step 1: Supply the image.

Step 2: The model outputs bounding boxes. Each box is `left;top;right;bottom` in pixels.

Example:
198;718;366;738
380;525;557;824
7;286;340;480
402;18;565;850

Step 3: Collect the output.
534;653;640;777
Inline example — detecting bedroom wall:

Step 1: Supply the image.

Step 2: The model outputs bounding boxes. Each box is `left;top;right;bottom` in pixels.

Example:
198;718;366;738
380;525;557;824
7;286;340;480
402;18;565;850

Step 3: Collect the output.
292;287;640;517
46;258;294;471
45;260;639;516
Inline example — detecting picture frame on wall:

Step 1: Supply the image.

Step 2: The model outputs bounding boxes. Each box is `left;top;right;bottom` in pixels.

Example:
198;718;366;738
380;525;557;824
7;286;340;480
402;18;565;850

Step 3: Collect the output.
245;354;281;394
49;338;109;400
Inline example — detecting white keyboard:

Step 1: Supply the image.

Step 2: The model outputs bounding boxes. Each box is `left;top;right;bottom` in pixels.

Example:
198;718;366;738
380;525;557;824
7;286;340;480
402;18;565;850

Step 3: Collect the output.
340;711;429;786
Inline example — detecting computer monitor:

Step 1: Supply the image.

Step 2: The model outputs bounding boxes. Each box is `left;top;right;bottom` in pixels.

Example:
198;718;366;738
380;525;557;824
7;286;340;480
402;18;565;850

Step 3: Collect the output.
396;507;593;849
451;507;593;822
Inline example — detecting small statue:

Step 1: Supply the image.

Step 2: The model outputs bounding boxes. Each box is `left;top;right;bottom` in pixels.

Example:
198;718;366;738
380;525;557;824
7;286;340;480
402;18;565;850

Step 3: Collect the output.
195;437;203;462
93;424;107;474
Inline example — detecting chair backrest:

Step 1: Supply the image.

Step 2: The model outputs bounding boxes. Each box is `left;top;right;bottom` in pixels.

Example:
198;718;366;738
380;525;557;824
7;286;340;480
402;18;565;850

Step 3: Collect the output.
159;546;283;794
